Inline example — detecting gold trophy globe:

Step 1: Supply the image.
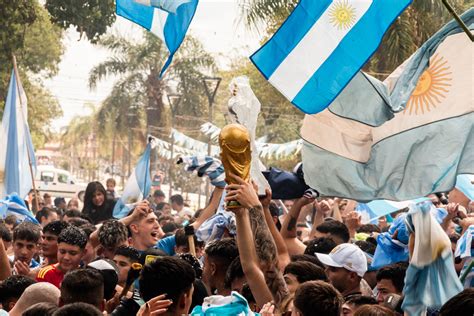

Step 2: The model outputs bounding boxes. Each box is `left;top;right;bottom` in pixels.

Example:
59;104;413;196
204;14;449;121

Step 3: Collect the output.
219;124;252;208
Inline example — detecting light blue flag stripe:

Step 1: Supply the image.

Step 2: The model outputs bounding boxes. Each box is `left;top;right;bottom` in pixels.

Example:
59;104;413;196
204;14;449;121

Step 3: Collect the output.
250;0;332;79
302;113;474;202
5;71;21;195
455;225;474;259
2;70;36;199
0;193;39;225
116;0;154;30
113;143;152;219
292;0;412;113
455;174;474;201
357;198;428;221
116;0;198;76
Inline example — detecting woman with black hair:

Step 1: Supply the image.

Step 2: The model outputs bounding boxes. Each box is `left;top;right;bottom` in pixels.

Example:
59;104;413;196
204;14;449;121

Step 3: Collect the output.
82;181;116;224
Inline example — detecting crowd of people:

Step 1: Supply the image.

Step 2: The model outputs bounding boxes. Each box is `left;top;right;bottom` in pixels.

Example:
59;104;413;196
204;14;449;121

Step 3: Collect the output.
0;174;473;316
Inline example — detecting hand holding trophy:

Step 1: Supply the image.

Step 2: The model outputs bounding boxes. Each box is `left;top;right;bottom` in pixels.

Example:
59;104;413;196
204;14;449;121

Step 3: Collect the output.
219;123;251;209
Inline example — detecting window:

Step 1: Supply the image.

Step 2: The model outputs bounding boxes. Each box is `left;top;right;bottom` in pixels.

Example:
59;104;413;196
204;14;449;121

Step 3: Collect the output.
57;173;68;184
41;171;54;182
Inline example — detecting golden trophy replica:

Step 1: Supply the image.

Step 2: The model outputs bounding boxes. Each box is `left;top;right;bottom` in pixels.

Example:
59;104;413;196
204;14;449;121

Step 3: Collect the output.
219;123;252;209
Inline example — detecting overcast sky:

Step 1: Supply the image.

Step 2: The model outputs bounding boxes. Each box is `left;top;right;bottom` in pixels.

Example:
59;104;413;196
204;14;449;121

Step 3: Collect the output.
44;0;261;130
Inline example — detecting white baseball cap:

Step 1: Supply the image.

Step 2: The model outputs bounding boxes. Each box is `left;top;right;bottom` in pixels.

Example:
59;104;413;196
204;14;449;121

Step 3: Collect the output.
315;243;368;277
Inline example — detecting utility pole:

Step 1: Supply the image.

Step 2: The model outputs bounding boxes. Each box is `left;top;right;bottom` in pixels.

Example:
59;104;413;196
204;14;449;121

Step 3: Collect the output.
166;93;182;200
202;77;222;202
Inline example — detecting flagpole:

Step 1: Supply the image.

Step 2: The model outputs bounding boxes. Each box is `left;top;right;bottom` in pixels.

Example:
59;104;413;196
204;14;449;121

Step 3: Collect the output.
144;136;152;200
441;0;474;42
12;55;39;213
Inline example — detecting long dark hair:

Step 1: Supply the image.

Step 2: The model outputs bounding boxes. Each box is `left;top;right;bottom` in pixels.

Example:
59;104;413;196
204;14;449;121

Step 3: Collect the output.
82;181;107;213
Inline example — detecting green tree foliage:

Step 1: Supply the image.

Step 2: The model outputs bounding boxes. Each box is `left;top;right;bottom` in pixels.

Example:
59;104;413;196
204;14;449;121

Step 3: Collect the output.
23;80;62;148
89;32;216;135
0;0;63;148
0;0;37;101
45;0;116;43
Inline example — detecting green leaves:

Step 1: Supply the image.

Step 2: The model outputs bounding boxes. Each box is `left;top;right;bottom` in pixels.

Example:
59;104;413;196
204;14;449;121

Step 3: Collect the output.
45;0;116;43
0;0;63;148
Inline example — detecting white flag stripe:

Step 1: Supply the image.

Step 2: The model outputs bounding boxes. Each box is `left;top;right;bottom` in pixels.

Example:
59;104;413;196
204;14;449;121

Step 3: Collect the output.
150;10;167;41
302;111;373;162
268;0;373;100
133;0;151;5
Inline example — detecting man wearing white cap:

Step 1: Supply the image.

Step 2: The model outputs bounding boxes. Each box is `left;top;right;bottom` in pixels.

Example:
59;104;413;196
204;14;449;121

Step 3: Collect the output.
315;243;368;298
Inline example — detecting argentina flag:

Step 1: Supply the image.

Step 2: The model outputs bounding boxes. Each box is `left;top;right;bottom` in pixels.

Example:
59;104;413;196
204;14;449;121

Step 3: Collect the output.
113;140;154;219
251;0;412;114
116;0;198;76
0;194;39;224
301;9;474;201
403;201;462;315
179;155;226;188
0;68;36;199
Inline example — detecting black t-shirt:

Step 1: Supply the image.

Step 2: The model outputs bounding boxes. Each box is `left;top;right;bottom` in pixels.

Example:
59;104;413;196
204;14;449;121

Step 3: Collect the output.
83;199;116;224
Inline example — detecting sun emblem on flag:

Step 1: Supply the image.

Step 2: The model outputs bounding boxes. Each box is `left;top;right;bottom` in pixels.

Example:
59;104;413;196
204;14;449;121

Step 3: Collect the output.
329;0;356;30
404;54;452;115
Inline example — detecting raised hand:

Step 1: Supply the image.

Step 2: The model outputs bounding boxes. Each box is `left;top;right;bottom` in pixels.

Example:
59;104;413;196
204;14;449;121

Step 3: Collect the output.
137;294;173;316
225;173;261;209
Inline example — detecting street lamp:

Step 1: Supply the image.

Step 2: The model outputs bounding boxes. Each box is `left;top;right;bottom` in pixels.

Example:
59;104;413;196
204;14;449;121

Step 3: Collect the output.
166;93;182;200
202;77;222;201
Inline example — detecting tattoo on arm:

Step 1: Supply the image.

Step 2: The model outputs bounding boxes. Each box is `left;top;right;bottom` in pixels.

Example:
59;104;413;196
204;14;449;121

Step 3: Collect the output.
287;216;297;232
248;206;277;263
248;206;289;305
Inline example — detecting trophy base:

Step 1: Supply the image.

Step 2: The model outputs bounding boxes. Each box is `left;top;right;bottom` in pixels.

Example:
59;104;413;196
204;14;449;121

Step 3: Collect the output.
226;200;242;209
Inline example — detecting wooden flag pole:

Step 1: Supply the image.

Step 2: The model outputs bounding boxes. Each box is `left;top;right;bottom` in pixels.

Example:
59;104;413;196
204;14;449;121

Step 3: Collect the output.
441;0;474;42
12;55;40;213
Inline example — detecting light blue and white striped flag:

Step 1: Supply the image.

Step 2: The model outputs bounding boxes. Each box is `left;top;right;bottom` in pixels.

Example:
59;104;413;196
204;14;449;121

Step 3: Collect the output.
0;193;39;224
0;69;36;199
116;0;198;76
455;225;474;260
356;198;429;223
301;10;474;201
251;0;412;114
113;141;153;219
403;201;462;315
179;155;226;188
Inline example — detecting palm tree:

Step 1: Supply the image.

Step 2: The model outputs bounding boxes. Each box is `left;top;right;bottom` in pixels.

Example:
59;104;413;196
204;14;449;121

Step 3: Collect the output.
237;0;470;77
89;32;216;132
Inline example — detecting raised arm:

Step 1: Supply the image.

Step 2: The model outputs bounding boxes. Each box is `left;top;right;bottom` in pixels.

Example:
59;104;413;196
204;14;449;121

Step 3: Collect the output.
226;175;289;308
0;237;11;281
89;200;151;249
260;189;290;271
281;195;314;255
191;187;224;230
233;207;273;308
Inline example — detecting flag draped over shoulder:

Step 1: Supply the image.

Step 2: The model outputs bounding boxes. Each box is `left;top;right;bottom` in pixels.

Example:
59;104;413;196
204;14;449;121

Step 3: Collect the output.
113;140;153;219
0;69;36;199
251;0;412;114
116;0;198;76
0;194;39;224
402;201;463;315
301;10;474;201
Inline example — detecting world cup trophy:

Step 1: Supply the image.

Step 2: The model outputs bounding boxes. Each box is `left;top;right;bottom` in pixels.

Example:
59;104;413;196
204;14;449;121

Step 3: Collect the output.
219;123;251;209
